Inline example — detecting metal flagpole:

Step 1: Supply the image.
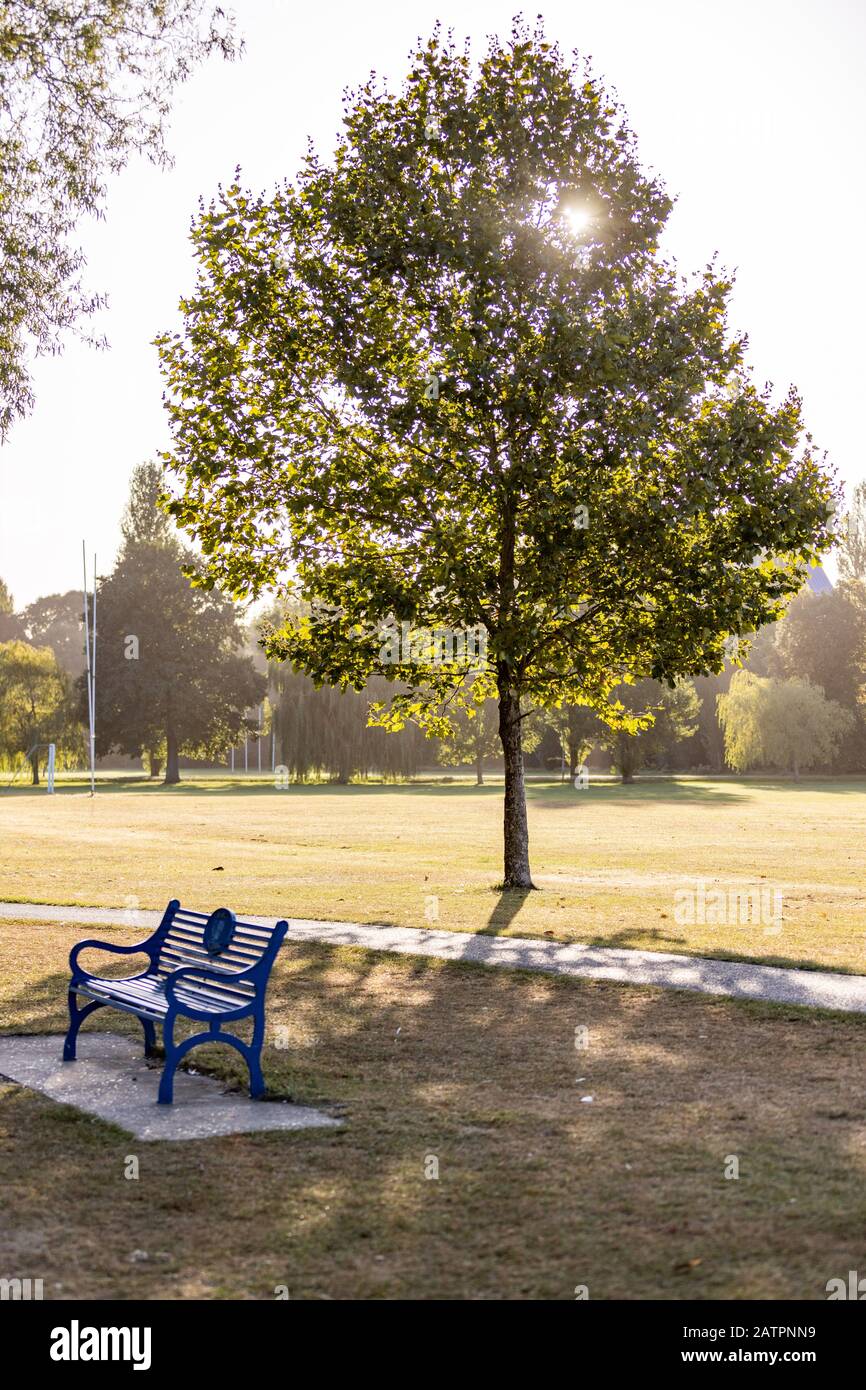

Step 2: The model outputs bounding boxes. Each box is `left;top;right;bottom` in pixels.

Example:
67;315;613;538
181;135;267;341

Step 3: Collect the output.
91;552;97;794
82;544;95;796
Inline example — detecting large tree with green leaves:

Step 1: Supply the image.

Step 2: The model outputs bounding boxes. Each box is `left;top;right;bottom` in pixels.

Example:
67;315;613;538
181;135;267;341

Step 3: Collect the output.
158;21;837;887
597;677;699;783
0;578;22;642
438;698;501;785
771;580;866;769
0;639;79;782
88;463;264;782
547;703;603;780
19;590;86;675
0;0;239;438
839;481;866;583
718;671;853;779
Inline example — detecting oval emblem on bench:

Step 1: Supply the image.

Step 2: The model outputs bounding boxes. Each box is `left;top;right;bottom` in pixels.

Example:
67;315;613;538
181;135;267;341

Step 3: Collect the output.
204;907;236;955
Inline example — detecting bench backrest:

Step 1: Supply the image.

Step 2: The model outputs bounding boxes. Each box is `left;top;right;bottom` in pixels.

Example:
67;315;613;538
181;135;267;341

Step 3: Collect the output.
152;900;286;1007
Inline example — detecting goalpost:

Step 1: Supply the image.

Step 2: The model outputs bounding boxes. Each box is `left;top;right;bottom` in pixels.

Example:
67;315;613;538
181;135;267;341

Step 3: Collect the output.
82;543;97;796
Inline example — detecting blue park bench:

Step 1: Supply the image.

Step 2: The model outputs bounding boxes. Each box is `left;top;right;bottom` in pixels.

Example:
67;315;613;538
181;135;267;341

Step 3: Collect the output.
63;899;288;1104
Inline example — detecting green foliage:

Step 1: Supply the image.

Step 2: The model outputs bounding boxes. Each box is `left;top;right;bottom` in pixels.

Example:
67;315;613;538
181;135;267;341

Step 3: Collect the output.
270;663;427;784
718;671;854;777
839;481;866;583
0;638;81;781
772;581;866;716
159;21;834;715
88;463;265;781
0;578;23;642
259;600;428;781
0;0;239;437
121;461;178;548
157;20;836;877
19;590;86;676
546;703;604;777
596;678;700;782
438;698;501;783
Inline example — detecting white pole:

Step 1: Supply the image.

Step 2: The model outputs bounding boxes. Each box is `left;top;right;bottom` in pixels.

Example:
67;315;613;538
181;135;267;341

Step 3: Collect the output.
244;737;248;773
258;706;262;773
82;544;95;797
91;552;97;795
46;743;56;794
271;730;275;773
230;747;235;773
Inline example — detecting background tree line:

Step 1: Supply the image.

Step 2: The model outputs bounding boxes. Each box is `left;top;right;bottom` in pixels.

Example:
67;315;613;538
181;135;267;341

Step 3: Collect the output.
3;472;866;786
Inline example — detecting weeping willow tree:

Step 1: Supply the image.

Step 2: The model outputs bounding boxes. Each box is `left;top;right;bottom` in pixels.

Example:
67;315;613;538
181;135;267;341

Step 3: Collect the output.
268;662;427;783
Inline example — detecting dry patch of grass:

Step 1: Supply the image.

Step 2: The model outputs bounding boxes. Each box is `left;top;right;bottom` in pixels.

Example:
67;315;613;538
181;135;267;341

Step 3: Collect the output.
1;776;866;972
1;919;865;1299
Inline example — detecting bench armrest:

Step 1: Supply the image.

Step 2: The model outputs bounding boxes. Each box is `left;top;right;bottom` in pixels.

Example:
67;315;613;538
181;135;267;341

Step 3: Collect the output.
163;961;259;1009
69;937;156;978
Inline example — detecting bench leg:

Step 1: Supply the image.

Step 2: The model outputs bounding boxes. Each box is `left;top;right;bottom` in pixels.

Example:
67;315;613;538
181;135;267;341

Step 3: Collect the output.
157;1015;178;1104
157;1015;268;1104
247;1012;266;1099
63;991;105;1061
141;1018;158;1058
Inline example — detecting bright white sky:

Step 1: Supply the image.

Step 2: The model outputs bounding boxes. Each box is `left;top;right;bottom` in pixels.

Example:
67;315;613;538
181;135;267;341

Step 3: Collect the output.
2;0;864;606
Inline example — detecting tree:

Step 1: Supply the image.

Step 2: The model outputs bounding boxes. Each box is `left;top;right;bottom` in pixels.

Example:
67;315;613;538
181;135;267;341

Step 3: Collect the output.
547;704;604;779
269;658;427;783
771;581;866;767
598;678;699;783
0;639;79;783
87;463;264;783
718;671;853;779
438;699;500;784
158;21;836;888
839;481;866;582
0;578;23;642
0;0;239;438
19;591;86;676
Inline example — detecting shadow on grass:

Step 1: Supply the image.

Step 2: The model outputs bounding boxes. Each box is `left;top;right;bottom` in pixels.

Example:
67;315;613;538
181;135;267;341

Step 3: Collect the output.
7;774;866;804
530;779;746;807
482;887;535;935
4;932;866;1299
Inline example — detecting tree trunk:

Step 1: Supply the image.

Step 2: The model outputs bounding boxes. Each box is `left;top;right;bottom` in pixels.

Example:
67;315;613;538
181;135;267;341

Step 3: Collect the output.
147;750;162;780
475;749;484;786
29;749;40;786
164;727;180;785
619;734;636;784
498;681;534;889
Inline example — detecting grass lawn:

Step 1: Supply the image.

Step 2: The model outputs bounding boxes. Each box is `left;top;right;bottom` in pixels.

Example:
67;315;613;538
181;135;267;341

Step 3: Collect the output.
1;774;865;972
2;917;866;1299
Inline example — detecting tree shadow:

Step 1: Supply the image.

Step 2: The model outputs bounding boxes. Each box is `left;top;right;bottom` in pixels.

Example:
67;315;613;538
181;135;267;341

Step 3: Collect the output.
3;926;866;1300
532;779;745;808
481;887;535;936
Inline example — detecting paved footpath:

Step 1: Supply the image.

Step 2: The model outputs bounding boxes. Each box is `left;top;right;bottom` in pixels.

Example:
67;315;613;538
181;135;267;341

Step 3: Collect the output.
2;900;866;1016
